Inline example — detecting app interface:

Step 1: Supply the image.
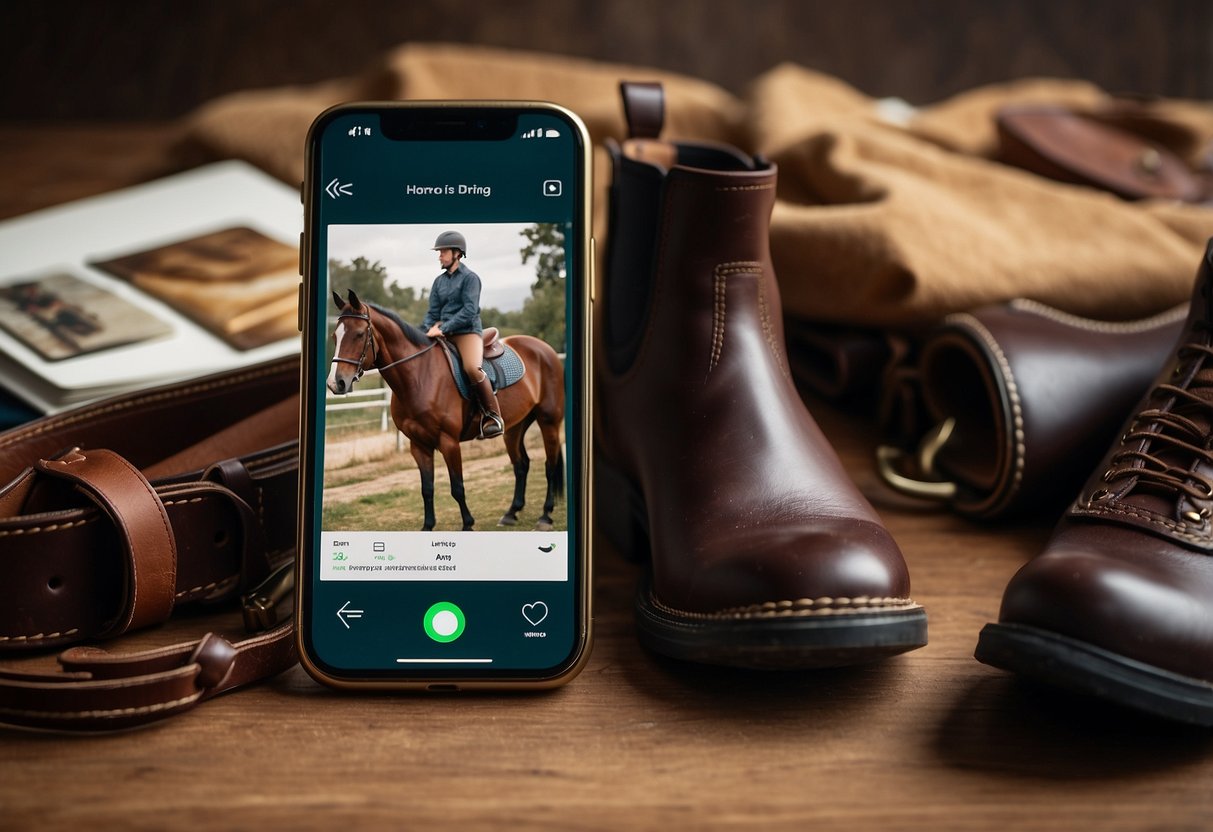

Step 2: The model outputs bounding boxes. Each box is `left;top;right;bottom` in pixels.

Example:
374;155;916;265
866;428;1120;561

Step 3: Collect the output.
306;109;584;676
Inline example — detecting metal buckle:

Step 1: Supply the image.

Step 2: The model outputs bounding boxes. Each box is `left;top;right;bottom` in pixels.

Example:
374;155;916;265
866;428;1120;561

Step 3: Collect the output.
240;560;295;632
875;417;959;501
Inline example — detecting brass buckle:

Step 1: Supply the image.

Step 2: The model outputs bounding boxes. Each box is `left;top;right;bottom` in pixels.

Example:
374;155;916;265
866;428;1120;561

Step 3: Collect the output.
875;417;958;501
240;560;295;632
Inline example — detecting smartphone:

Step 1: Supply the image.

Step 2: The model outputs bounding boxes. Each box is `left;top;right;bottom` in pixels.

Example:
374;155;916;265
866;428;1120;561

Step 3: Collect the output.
296;102;592;689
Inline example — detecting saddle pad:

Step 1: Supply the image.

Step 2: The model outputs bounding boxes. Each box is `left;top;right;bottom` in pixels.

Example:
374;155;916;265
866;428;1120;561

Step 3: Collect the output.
445;341;527;400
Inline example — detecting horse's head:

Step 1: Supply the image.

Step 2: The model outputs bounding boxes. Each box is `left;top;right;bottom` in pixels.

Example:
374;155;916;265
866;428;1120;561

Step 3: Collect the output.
327;288;376;395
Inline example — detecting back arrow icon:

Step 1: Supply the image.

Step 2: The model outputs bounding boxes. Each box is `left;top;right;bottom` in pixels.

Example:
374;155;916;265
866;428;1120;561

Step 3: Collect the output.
325;178;354;199
337;600;364;629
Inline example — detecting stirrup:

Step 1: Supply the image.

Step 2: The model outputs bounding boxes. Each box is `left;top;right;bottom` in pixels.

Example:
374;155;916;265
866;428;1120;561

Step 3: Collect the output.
478;411;504;439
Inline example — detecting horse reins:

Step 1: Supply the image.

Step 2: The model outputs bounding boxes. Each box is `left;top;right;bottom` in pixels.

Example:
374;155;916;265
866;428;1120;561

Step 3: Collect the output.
331;310;438;381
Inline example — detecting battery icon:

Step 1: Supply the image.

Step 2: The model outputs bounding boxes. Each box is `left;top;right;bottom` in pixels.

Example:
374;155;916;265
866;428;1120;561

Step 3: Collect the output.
545;129;560;138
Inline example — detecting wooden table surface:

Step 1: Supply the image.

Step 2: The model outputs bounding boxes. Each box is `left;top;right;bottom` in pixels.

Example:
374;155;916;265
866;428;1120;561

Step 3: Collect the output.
1;125;1211;832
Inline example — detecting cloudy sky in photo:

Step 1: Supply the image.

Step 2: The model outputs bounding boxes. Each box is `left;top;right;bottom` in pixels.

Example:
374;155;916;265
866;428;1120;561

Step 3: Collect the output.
328;223;539;312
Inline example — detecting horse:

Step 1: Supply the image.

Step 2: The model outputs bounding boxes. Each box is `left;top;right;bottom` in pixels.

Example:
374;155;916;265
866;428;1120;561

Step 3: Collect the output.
327;288;565;531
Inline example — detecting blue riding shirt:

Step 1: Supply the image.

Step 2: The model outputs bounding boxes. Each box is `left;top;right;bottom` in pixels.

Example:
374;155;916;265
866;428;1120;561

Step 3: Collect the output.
422;261;484;336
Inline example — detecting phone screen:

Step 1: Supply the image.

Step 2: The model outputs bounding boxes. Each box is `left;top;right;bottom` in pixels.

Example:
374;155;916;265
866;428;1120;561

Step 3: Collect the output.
300;105;589;682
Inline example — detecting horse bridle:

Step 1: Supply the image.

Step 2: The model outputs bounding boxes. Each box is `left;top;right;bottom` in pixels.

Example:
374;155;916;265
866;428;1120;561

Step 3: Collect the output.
331;309;439;382
331;311;377;382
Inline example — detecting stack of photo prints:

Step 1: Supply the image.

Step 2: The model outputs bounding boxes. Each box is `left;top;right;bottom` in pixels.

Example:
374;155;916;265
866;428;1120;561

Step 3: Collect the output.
0;161;302;419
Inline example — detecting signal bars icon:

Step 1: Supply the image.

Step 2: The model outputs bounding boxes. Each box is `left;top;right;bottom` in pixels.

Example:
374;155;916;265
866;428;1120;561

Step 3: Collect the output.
520;128;562;139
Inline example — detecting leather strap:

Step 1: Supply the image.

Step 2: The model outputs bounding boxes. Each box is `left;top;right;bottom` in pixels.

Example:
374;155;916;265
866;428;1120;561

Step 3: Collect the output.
34;447;178;637
0;613;296;732
620;81;664;139
0;357;301;731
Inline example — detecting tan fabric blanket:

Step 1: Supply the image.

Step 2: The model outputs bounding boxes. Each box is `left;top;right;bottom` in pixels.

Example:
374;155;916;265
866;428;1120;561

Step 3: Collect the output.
183;43;1213;327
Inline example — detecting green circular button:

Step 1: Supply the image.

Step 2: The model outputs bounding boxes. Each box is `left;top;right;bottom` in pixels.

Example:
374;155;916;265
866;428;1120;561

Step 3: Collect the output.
423;601;466;643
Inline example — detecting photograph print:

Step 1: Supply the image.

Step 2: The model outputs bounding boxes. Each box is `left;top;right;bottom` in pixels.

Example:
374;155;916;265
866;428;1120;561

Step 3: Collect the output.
0;270;172;361
91;226;299;351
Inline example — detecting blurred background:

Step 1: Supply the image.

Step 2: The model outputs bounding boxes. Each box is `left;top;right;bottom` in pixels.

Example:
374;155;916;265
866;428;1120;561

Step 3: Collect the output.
3;0;1209;120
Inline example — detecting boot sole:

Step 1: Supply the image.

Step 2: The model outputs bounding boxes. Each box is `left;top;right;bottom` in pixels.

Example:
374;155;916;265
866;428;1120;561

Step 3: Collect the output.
975;622;1213;726
598;453;928;668
637;572;927;669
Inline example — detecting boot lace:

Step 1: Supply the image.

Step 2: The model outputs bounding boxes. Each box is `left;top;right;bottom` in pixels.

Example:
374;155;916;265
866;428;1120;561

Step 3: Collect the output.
1102;323;1213;510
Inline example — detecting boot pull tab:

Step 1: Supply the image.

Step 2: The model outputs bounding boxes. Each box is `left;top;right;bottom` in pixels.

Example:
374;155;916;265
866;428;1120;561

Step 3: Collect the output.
620;82;664;139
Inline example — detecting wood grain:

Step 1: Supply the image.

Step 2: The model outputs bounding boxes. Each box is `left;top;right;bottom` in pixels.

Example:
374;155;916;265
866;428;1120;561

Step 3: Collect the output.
1;126;1212;832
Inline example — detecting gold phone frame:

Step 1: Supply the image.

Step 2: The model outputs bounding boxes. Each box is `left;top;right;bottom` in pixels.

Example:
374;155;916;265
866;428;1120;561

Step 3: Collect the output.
295;101;593;691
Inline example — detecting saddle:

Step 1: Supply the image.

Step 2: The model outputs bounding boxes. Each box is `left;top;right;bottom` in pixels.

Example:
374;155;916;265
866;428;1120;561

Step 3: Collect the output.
440;328;527;401
482;327;505;360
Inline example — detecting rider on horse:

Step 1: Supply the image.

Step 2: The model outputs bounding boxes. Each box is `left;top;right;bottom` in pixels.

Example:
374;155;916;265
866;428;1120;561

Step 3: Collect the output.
423;230;505;439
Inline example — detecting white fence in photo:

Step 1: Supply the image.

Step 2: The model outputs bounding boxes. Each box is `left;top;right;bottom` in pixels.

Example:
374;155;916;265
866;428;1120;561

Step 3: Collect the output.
324;369;403;450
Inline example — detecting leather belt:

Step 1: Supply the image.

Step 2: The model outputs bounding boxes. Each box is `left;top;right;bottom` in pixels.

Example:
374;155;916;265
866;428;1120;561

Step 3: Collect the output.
0;357;301;731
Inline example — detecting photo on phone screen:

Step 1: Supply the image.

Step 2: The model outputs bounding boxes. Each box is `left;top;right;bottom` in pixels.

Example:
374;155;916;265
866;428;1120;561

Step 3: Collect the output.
299;105;590;685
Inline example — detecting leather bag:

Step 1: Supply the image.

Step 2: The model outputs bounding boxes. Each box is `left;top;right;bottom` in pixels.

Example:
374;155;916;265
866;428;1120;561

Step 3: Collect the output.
997;104;1209;202
0;357;300;731
877;299;1186;520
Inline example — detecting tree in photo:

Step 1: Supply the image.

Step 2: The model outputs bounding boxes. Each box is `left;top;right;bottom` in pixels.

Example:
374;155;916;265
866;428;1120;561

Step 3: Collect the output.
328;256;430;324
514;223;566;351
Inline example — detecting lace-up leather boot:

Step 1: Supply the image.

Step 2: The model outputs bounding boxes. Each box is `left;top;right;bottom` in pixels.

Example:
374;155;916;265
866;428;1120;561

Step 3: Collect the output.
596;82;926;668
977;240;1213;724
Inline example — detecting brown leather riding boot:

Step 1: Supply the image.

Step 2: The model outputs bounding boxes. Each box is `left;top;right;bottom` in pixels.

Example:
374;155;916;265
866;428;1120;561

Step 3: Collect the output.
472;373;504;439
596;82;926;668
977;241;1213;725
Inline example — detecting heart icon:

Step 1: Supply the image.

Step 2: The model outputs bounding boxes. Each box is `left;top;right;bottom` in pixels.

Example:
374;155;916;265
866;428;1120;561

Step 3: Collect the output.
521;601;549;627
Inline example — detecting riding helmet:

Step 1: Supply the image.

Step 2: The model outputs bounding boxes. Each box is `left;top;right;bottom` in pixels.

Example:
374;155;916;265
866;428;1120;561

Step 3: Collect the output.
432;230;467;256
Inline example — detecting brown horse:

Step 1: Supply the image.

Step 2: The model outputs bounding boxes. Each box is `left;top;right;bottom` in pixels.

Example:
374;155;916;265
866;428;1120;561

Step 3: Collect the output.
327;289;565;531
